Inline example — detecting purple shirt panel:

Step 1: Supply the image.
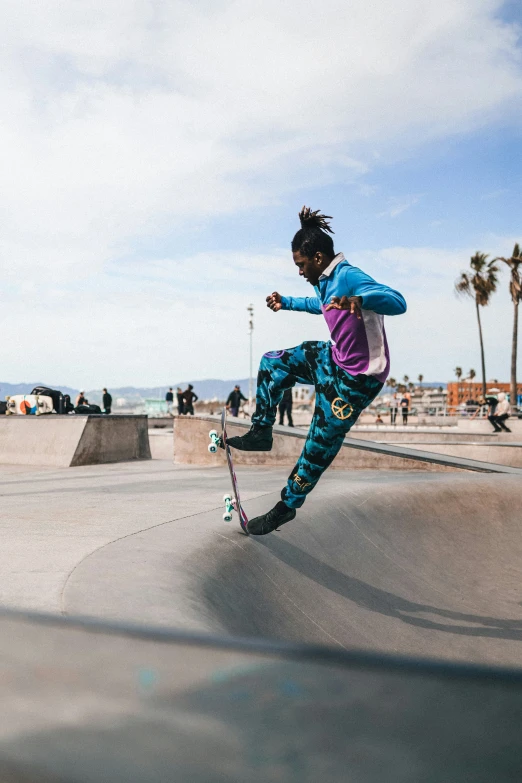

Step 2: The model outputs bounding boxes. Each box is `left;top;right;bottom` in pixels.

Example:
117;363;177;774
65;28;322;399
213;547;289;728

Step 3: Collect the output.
322;305;390;383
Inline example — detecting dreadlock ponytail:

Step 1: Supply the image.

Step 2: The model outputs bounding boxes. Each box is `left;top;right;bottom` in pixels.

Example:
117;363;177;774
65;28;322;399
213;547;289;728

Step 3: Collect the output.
291;206;335;259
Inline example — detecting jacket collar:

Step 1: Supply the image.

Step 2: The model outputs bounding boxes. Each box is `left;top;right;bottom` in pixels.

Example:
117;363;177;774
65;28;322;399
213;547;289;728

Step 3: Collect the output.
319;252;345;280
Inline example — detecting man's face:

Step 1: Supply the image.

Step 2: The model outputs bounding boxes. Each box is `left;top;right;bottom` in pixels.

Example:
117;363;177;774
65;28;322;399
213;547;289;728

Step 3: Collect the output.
292;250;327;287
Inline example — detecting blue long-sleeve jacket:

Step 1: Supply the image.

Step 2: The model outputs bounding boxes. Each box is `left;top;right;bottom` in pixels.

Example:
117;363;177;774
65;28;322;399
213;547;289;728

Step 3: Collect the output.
280;253;406;382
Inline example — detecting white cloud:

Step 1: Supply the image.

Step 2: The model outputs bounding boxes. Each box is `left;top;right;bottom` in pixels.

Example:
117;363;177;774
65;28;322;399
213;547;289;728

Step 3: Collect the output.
1;1;520;266
378;194;422;218
1;239;519;387
480;188;510;200
0;1;520;383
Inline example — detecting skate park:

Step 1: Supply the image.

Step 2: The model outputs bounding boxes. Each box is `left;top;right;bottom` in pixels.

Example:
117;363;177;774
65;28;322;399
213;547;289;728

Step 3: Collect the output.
3;0;522;776
1;414;522;780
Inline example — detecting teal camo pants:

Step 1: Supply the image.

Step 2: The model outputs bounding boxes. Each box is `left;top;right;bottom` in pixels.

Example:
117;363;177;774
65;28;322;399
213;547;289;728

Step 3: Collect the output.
252;341;383;509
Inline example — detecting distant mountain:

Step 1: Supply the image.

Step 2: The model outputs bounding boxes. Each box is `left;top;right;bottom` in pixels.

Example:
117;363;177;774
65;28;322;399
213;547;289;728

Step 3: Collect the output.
0;378;262;404
101;379;259;403
0;379;447;405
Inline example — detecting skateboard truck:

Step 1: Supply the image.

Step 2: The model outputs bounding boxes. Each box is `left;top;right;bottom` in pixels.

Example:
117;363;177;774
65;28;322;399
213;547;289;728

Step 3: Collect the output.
223;493;234;522
208;429;220;453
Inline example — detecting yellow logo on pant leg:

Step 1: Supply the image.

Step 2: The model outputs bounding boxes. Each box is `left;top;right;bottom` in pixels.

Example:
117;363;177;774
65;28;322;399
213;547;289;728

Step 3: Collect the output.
331;397;354;420
292;473;312;491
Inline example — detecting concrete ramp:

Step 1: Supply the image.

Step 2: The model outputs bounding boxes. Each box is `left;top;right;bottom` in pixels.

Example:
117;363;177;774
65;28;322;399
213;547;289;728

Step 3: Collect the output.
2;609;522;782
5;459;522;780
0;415;151;466
64;470;522;667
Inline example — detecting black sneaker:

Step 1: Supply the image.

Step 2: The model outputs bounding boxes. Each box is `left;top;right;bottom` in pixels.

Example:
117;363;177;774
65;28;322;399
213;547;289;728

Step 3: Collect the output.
225;425;273;452
246;501;296;535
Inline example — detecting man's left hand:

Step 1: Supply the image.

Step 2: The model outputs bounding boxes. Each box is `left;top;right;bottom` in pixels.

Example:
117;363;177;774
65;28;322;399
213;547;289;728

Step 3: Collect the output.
325;295;363;319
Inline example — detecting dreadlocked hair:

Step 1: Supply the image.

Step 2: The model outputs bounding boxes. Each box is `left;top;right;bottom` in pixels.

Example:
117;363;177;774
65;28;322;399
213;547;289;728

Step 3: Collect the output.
291;206;335;260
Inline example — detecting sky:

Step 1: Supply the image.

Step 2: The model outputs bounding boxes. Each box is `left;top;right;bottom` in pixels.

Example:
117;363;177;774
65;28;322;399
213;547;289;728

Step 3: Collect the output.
1;0;521;388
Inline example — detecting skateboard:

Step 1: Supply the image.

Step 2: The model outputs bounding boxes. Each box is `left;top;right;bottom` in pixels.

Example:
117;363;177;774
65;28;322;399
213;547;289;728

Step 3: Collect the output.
5;394;54;415
208;408;249;534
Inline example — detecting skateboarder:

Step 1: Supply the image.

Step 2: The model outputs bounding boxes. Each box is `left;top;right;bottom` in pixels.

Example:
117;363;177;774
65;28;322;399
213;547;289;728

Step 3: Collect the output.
226;206;407;535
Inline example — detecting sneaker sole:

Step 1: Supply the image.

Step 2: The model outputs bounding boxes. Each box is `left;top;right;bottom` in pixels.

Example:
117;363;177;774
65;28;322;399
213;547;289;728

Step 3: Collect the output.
226;442;273;452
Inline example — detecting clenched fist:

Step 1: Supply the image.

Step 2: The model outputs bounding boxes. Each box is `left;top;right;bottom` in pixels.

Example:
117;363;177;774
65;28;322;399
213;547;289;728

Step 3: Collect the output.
266;292;283;312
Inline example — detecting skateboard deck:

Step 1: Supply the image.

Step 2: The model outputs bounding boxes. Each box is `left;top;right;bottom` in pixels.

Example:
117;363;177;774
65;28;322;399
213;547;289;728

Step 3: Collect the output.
5;394;54;415
208;408;249;534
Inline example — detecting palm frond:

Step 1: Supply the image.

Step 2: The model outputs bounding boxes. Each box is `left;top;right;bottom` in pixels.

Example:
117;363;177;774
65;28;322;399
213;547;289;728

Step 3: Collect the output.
455;272;471;297
455;252;498;305
494;244;522;304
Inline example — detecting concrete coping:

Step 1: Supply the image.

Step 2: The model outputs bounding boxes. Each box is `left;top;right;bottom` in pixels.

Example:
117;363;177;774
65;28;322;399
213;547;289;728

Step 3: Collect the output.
195;414;522;476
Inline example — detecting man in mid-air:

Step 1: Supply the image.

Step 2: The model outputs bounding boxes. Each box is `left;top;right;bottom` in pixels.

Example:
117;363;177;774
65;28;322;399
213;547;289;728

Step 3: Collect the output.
226;207;407;535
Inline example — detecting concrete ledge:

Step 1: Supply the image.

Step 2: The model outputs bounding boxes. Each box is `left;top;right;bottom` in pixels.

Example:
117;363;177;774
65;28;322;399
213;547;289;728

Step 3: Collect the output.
0;415;151;467
350;426;522;444
364;441;522;469
173;415;522;474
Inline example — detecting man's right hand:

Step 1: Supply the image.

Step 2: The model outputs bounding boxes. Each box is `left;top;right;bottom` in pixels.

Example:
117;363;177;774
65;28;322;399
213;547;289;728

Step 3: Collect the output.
266;292;283;312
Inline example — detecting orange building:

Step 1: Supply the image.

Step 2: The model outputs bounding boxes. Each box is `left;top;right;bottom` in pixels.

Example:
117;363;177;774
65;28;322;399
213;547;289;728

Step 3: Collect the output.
447;381;522;409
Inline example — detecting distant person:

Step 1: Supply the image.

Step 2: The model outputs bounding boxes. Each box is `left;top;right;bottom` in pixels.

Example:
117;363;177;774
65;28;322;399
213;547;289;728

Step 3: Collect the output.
484;393;498;424
489;392;511;433
278;387;294;427
102;388;112;415
165;387;174;414
375;414;384;425
182;384;198;415
389;391;400;425
176;387;184;416
75;390;86;407
226;385;247;418
400;392;410;425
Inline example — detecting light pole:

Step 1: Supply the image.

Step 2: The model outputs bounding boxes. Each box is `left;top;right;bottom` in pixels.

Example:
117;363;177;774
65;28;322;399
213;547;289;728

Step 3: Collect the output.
247;304;254;411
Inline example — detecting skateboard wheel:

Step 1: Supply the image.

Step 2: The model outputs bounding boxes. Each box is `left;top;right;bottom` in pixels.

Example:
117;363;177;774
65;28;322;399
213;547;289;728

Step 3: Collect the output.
223;493;232;502
35;410;41;416
5;410;12;415
208;443;217;454
209;430;218;438
223;512;232;523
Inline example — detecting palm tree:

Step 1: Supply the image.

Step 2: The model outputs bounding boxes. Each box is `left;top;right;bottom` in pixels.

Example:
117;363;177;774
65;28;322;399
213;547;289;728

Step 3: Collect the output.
417;374;424;388
454;367;463;411
468;368;476;399
455;253;499;397
388;377;397;390
495;244;522;408
403;375;409;385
